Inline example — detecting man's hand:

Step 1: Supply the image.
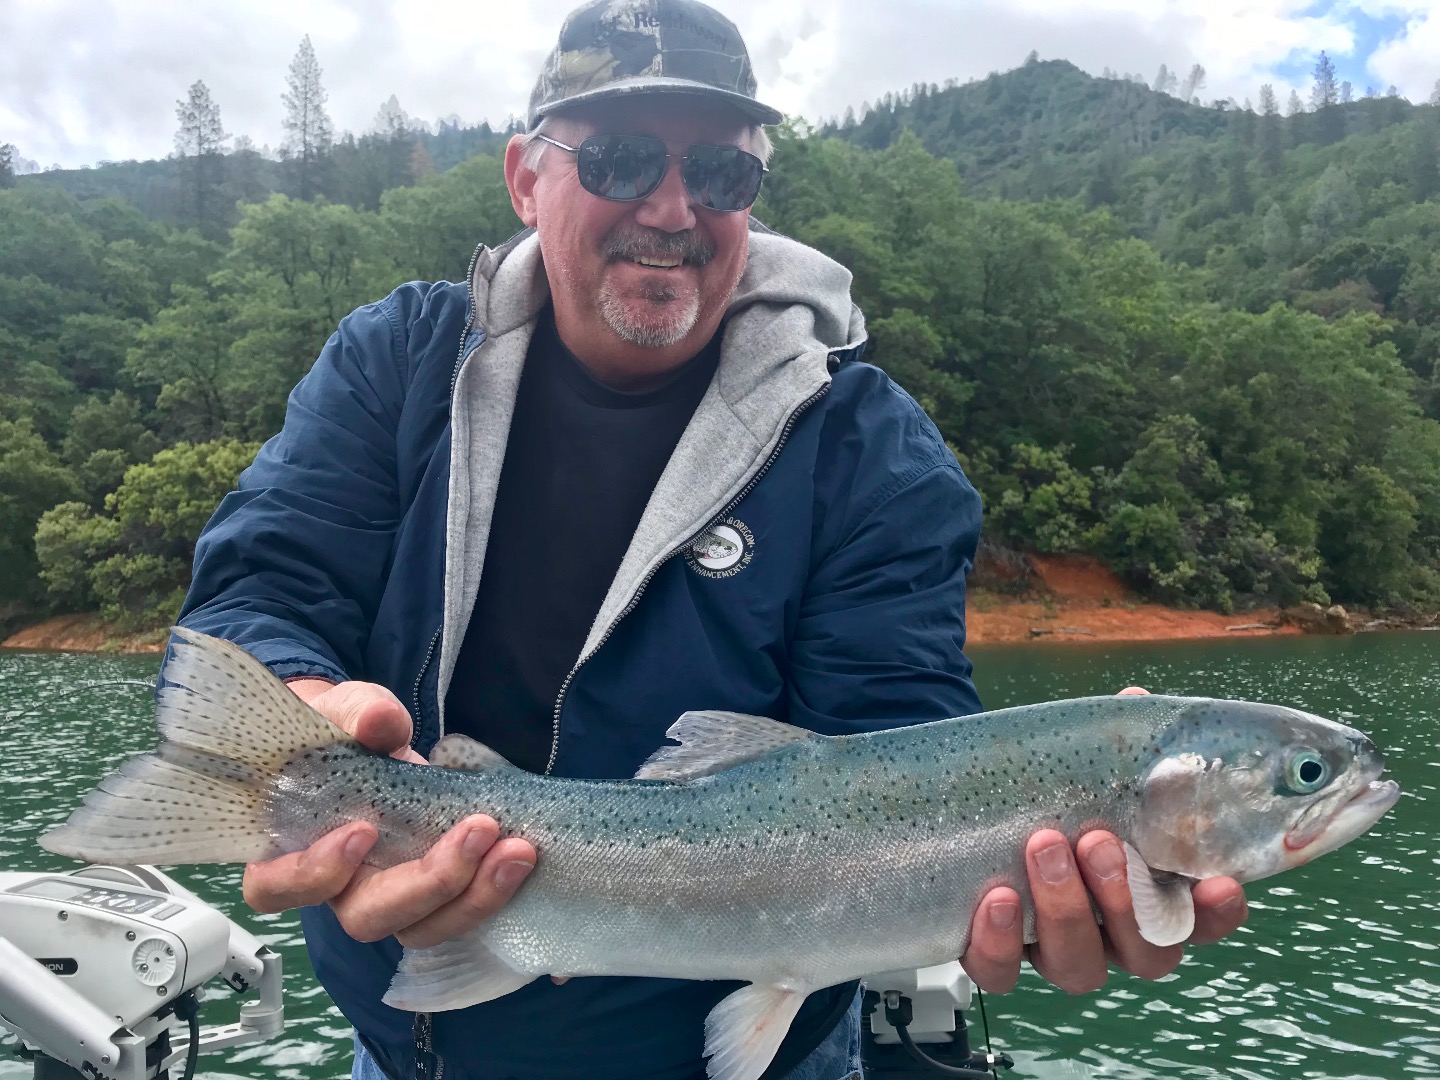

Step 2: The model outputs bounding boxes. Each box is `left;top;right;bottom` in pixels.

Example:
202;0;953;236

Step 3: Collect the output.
241;679;536;949
959;685;1249;994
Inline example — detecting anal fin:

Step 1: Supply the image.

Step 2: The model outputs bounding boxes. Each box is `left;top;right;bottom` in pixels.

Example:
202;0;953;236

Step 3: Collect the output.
1124;841;1196;947
383;931;536;1012
703;982;808;1080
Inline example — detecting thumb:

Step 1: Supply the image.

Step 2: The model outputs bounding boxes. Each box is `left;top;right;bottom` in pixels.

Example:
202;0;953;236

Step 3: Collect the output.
309;681;416;757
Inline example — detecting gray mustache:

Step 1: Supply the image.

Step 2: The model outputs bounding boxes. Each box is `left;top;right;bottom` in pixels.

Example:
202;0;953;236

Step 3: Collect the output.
603;228;716;267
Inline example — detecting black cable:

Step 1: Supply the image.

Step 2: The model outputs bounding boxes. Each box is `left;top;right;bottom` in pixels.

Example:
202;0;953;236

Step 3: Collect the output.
881;993;1011;1079
894;1025;999;1079
975;988;998;1078
175;992;200;1080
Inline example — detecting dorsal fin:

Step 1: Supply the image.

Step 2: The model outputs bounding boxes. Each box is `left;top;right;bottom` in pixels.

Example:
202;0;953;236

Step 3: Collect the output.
429;734;515;772
634;711;815;782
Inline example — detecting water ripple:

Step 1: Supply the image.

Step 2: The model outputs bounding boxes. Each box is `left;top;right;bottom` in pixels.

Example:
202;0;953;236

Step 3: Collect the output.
4;633;1438;1079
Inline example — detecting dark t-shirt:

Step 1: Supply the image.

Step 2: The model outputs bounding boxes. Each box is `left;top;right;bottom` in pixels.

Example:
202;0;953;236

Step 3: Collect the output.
445;305;721;769
441;307;853;1078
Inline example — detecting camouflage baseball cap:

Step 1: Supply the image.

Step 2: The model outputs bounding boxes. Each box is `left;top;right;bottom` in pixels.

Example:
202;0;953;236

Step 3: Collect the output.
527;0;783;129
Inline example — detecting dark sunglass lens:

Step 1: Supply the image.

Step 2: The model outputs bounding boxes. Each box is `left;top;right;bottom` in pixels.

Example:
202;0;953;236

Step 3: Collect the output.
577;136;667;201
682;146;764;211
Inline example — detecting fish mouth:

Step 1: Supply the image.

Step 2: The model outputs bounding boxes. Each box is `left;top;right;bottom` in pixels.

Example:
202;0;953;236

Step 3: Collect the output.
1283;778;1400;865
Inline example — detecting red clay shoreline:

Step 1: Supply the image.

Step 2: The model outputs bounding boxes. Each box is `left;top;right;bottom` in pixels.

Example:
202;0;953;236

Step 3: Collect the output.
1;555;1428;654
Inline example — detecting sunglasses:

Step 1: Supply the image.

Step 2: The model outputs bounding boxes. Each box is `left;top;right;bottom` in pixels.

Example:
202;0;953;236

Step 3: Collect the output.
534;133;767;212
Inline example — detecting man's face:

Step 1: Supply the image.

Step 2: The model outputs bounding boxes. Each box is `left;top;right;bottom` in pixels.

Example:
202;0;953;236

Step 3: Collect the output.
506;96;755;385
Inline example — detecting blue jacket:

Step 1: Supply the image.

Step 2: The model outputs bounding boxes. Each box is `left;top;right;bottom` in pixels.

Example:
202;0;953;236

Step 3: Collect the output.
179;226;983;1080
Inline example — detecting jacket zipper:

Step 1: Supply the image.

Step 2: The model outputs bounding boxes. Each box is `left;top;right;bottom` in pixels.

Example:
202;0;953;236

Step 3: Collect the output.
410;626;443;749
409;245;489;1080
414;240;491;749
414;1012;443;1080
543;380;832;775
408;252;492;1080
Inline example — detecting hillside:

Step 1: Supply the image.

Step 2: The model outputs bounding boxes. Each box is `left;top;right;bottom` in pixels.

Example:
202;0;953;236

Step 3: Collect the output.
17;122;518;232
824;58;1427;204
3;58;1438;637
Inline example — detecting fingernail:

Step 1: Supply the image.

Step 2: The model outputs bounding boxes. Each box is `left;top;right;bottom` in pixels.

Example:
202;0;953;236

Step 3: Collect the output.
493;860;533;893
343;830;375;863
1089;840;1127;881
1035;842;1074;885
462;825;494;861
1215;892;1245;917
989;901;1018;931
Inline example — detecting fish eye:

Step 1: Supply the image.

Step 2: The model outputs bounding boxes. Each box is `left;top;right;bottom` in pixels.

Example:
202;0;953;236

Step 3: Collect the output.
1284;749;1330;794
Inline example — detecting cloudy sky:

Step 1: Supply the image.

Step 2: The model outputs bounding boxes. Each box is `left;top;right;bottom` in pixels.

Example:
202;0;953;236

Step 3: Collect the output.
4;0;1439;170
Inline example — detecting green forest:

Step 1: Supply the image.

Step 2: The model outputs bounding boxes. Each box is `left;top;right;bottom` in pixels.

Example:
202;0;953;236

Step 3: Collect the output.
4;50;1440;638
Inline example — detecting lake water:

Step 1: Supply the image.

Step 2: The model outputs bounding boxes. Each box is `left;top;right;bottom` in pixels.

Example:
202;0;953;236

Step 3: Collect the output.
1;632;1436;1079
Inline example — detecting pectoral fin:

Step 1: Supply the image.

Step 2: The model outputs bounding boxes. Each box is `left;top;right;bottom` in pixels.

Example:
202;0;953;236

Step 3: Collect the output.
703;982;807;1080
384;932;536;1012
1124;841;1196;947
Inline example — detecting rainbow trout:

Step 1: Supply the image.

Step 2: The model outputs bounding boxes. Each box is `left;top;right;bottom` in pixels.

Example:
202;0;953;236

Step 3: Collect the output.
42;629;1400;1080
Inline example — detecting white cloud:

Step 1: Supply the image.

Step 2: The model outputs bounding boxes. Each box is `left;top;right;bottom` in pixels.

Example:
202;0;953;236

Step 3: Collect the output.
1367;7;1440;98
2;0;1437;169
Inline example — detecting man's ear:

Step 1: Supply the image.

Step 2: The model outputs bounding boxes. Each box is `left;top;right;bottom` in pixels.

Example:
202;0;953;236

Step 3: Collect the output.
504;135;539;227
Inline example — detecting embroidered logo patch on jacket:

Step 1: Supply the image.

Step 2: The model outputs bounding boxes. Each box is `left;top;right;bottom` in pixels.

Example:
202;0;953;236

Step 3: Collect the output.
685;518;754;579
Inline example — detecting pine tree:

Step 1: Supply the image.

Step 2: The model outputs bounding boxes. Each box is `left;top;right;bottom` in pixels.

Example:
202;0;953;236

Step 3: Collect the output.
1180;64;1206;104
0;143;14;189
281;35;334;200
1262;202;1292;266
173;80;229;231
1233;104;1257;146
1087;139;1126;207
1310;52;1338;110
410;141;435;182
1286;89;1308;147
1191;148;1217;198
1413;118;1439;203
1303;164;1359;252
1258;85;1284;175
1311;52;1345;144
1431;79;1440;107
373;94;414;192
1226;148;1253;215
1153;64;1178;96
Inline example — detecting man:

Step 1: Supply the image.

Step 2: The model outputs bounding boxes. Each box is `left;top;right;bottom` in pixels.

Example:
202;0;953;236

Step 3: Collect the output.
177;2;1248;1077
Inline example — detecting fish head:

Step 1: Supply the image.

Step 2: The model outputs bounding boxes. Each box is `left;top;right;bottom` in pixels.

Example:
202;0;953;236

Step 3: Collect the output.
1129;699;1399;884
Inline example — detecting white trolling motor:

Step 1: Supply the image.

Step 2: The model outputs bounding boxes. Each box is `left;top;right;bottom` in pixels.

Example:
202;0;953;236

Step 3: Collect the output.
0;865;284;1080
862;963;1014;1078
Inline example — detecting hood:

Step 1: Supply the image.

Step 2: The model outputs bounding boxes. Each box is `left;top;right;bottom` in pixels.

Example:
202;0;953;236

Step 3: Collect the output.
441;223;866;748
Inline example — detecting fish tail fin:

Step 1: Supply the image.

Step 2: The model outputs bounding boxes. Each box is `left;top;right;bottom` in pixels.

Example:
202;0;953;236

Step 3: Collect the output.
40;626;351;865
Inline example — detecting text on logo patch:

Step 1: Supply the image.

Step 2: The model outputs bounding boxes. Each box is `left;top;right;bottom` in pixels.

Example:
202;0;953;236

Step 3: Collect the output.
686;518;754;579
